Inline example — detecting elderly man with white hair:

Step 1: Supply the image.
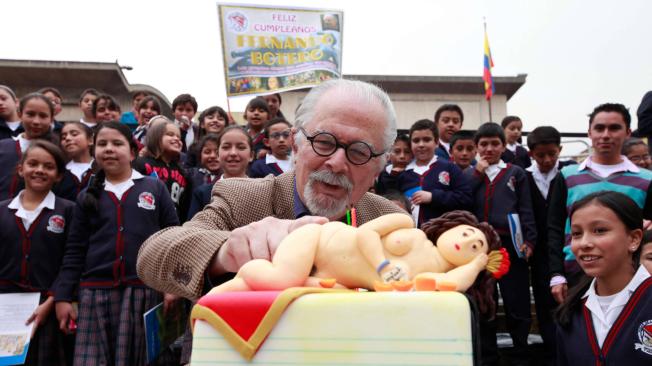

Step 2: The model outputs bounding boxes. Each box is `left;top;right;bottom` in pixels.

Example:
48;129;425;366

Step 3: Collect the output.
137;79;404;299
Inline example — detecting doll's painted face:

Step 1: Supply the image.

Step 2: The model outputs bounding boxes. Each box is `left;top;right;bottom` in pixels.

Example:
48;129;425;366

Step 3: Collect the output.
436;225;488;266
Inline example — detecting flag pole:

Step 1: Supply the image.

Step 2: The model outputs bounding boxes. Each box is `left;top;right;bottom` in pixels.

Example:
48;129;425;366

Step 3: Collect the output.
484;19;493;122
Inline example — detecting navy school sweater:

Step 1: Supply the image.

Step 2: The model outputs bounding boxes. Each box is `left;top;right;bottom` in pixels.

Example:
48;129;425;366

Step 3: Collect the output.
249;157;285;178
54;176;179;302
501;144;531;169
468;163;537;248
53;168;93;202
0;196;75;295
0;139;23;201
526;160;577;251
0;119;23;141
188;167;220;190
557;276;652;366
397;159;472;227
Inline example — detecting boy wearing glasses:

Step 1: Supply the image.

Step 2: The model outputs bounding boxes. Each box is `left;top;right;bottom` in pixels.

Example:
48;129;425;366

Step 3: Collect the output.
396;119;472;227
250;118;293;178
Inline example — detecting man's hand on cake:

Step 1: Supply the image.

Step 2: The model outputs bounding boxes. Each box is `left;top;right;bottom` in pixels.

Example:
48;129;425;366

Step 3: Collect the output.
212;216;329;274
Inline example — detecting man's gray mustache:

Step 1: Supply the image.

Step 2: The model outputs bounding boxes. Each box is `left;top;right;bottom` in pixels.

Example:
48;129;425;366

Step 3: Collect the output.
308;170;353;192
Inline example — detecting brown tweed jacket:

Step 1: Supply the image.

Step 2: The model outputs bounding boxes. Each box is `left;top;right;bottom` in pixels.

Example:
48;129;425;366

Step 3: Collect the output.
136;171;404;299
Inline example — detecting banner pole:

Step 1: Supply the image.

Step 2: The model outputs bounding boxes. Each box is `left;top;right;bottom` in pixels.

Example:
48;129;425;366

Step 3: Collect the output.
226;97;235;124
488;97;493;122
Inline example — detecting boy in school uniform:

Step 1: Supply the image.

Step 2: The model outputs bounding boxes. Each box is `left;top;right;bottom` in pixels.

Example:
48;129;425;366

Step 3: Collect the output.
548;103;652;303
525;126;576;363
434;104;464;160
249;118;293;178
468;122;536;365
397;119;472;227
449;130;477;174
172;93;200;152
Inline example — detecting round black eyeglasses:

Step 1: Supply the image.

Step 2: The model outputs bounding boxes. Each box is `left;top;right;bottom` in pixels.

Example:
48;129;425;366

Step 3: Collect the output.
299;127;385;165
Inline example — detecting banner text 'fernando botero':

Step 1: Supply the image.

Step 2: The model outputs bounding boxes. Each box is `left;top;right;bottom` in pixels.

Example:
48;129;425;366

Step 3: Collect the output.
218;4;343;97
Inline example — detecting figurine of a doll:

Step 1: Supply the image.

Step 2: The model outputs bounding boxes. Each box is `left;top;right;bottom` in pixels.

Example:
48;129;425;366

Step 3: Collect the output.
209;211;509;303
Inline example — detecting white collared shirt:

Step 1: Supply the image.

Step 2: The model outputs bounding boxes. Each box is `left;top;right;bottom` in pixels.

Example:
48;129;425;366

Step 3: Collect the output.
13;133;30;153
579;155;639;178
104;170;144;200
266;153;292;173
404;155;438;224
175;119;195;148
8;190;56;230
506;142;519;152
406;155;438;175
6;121;21;131
67;160;93;181
526;160;559;199
485;160;507;182
583;265;651;348
440;141;450;154
80;118;96;128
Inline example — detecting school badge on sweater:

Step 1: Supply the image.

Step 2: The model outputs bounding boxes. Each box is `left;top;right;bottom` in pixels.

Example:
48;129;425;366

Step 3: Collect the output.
438;171;450;186
635;319;652;355
137;192;156;210
47;215;65;234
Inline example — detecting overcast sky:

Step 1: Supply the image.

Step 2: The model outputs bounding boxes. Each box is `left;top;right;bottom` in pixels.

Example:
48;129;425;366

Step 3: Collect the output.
4;0;652;133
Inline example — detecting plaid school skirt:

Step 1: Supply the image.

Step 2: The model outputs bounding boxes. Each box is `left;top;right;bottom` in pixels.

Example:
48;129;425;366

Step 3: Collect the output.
73;287;161;366
23;306;66;366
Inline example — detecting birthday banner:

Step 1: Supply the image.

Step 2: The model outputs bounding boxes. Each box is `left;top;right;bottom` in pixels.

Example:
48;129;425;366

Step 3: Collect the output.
217;3;343;97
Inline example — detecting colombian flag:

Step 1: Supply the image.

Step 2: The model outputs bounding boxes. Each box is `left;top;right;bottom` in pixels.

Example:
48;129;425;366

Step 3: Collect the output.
483;29;495;100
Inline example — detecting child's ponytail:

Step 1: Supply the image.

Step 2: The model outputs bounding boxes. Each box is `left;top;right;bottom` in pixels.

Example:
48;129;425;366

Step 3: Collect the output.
554;275;592;328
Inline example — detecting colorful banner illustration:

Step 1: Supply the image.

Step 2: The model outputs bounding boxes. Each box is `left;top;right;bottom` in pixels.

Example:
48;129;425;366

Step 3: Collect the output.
217;3;343;97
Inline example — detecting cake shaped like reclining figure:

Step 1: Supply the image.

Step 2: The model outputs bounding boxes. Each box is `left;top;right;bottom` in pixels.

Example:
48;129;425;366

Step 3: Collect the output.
210;210;509;298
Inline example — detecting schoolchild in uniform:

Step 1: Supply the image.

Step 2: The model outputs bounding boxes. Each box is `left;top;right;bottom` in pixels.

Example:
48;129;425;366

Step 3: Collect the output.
54;122;179;366
0;85;23;140
132;96;162;148
500;116;531;169
93;94;122;125
0;140;74;365
469;122;536;365
622;137;652;170
120;91;148;131
53;122;94;201
187;126;252;220
449;130;477;174
249;118;293;178
78;89;99;129
0;93;55;200
187;134;221;190
525;126;576;363
434;104;464;160
264;93;285;119
38;87;65;138
374;134;412;195
244;96;271;159
640;230;652;278
172;93;199;153
185;106;230;169
396;119;472;227
556;191;652;366
133;116;191;222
